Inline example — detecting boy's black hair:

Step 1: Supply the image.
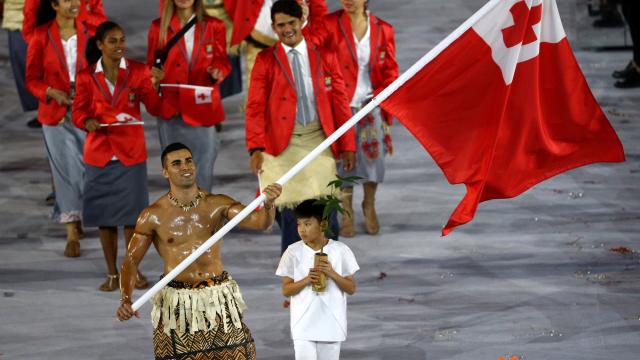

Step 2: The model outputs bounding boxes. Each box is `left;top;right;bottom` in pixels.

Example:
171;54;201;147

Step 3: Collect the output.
294;199;325;223
161;142;192;167
270;0;303;22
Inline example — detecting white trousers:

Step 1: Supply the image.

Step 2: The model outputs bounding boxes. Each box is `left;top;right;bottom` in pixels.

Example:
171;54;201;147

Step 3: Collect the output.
293;340;341;360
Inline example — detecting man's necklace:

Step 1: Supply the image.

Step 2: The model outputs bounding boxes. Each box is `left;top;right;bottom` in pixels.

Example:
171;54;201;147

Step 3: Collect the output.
167;191;205;212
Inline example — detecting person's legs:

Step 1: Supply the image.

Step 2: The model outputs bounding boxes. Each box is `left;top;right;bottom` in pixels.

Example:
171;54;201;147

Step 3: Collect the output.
42;123;85;255
293;339;318;360
622;0;640;65
339;187;355;237
124;225;148;289
362;182;380;235
277;208;301;254
7;30;38;113
99;226;119;291
63;221;81;257
327;207;340;242
316;342;341;360
616;0;640;88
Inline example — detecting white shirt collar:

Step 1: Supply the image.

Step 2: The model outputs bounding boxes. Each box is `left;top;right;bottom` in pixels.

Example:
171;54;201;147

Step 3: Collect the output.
281;38;308;56
95;57;127;74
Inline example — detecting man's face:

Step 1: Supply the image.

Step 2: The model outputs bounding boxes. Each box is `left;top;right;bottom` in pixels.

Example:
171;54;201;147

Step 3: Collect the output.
272;12;303;47
162;149;197;188
296;217;324;242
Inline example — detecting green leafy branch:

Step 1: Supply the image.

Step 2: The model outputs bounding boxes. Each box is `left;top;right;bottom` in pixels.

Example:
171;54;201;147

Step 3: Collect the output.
314;175;363;242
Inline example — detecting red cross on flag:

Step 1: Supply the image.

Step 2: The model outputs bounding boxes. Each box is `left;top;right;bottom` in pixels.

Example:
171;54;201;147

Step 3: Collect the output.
95;102;141;125
194;87;213;104
160;84;220;125
381;0;625;235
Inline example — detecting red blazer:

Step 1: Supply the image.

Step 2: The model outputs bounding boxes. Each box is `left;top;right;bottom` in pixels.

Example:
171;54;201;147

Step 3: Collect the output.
147;15;231;125
72;59;163;167
312;10;399;124
225;0;328;46
245;37;356;158
22;0;106;42
26;19;89;125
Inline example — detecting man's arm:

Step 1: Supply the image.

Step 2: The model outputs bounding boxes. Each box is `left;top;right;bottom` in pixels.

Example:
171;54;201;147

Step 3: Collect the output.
325;51;356;170
116;209;155;321
224;183;282;230
245;51;270;173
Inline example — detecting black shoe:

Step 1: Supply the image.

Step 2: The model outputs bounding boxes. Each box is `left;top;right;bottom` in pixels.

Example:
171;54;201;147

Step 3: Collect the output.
27;118;41;128
612;62;634;79
614;68;640;89
45;192;55;206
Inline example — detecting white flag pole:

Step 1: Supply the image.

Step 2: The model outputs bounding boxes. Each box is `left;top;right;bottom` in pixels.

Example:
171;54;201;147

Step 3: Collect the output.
160;84;213;90
132;0;501;312
99;121;144;127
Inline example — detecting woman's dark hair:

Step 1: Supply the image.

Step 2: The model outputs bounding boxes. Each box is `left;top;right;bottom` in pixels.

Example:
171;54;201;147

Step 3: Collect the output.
85;21;123;65
36;0;58;26
270;0;303;22
294;199;325;223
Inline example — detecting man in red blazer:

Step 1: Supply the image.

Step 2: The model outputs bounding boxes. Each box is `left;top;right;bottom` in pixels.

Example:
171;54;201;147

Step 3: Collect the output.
225;0;327;104
245;0;356;253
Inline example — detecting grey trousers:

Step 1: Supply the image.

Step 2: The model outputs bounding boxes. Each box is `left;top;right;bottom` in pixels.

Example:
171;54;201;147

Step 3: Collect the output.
42;121;85;223
7;30;38;112
157;116;219;192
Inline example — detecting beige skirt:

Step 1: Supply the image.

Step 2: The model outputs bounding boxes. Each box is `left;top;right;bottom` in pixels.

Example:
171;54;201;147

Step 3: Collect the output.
261;121;339;209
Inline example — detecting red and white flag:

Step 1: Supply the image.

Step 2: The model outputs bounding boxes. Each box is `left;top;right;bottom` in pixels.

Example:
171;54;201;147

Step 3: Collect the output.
161;84;220;124
95;102;141;126
381;0;625;235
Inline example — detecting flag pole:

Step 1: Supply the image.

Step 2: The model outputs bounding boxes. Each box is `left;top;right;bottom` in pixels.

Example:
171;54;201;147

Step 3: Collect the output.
132;0;501;312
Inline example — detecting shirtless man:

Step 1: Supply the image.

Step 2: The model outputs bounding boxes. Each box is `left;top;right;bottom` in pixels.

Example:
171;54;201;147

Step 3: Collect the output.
116;142;281;360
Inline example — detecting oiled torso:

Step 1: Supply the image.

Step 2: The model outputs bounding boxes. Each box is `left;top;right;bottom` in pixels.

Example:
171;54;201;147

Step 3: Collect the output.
141;194;239;283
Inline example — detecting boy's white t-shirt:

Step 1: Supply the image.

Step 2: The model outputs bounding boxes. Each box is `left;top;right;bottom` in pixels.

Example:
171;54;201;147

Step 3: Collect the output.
276;239;359;342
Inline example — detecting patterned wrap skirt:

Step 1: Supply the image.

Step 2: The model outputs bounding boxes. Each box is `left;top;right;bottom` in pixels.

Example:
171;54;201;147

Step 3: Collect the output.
151;272;256;360
337;107;389;185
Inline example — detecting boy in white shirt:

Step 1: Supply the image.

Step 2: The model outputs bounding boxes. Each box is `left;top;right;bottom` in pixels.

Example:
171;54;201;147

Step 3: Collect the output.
276;199;360;360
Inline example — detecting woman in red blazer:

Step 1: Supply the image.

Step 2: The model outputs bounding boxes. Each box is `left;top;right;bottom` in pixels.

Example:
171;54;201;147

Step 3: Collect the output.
72;21;163;291
312;0;399;237
25;0;89;258
147;0;230;193
22;0;106;43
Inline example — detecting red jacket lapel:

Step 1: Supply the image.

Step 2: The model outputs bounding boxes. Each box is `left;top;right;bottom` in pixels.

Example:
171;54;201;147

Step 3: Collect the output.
47;21;69;83
274;43;296;90
369;14;381;74
338;11;357;64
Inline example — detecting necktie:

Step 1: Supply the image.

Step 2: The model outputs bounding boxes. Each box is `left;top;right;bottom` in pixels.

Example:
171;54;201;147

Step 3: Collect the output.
290;49;312;126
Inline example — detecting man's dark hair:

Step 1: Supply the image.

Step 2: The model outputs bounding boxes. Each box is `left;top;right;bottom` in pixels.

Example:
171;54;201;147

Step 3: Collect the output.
294;199;325;222
161;142;192;167
271;0;303;22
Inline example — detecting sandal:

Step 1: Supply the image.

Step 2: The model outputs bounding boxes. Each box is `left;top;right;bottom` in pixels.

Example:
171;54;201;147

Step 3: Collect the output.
99;274;119;292
63;241;80;257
